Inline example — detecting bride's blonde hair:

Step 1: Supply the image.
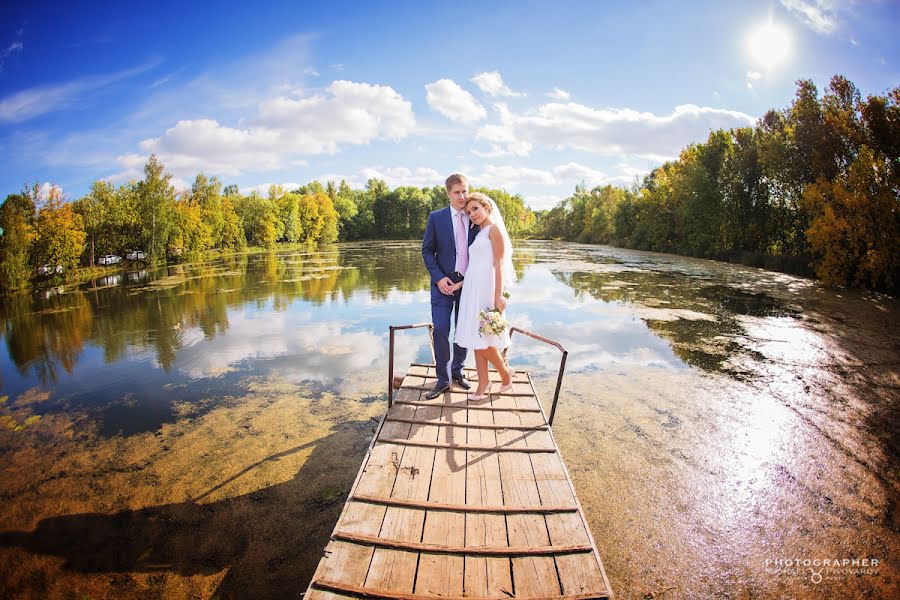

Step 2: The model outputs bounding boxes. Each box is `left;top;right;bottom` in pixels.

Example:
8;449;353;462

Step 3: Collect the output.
466;192;494;212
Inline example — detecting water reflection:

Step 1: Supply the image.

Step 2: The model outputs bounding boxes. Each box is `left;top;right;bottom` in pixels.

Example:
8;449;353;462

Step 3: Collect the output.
1;241;897;598
0;241;844;431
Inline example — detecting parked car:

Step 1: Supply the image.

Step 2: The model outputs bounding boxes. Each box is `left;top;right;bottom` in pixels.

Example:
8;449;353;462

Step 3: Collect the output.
37;264;64;276
125;251;147;260
97;255;122;265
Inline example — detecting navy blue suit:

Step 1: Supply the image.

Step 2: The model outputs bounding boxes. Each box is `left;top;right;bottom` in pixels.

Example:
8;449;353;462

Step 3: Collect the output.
422;206;478;385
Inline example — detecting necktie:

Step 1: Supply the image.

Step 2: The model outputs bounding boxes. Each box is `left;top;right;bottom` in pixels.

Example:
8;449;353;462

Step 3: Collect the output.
455;211;468;274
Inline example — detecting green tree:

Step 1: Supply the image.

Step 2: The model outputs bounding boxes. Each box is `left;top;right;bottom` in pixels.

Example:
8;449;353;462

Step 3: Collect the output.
136;155;176;259
332;180;358;240
220;195;246;250
191;173;226;248
235;193;280;247
277;192;302;243
72;181;111;266
0;192;37;291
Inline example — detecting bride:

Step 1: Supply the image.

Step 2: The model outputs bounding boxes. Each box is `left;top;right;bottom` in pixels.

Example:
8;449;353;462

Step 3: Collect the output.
451;192;515;399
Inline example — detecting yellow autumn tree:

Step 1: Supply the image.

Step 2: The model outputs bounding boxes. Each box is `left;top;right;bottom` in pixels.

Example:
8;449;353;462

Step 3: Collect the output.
802;145;899;290
33;186;87;274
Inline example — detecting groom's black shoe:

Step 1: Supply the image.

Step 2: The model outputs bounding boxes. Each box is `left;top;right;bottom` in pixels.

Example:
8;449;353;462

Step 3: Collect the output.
425;382;450;400
452;372;472;390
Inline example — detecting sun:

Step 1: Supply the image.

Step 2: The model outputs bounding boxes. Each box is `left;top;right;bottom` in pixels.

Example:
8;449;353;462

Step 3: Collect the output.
748;22;791;69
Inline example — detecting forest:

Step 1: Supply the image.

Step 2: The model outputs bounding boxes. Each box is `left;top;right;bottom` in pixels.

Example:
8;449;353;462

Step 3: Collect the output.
0;75;896;294
538;76;899;292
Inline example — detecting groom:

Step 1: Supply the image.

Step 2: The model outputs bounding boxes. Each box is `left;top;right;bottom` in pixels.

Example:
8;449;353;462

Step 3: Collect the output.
421;173;477;399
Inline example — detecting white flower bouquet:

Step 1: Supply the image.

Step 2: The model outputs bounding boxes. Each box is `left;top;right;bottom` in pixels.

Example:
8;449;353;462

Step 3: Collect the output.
478;308;508;337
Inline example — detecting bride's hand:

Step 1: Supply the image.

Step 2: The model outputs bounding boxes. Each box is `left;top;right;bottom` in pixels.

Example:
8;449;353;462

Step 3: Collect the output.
494;295;507;312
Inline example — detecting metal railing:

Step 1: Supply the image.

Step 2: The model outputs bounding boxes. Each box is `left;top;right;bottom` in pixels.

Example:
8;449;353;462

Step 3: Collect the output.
505;326;568;426
387;323;569;426
387;323;435;407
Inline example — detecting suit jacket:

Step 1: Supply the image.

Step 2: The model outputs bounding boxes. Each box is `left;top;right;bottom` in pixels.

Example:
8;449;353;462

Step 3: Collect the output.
422;206;478;285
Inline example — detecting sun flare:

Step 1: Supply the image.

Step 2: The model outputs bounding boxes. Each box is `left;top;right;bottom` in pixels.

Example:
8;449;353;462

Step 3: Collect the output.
748;22;791;69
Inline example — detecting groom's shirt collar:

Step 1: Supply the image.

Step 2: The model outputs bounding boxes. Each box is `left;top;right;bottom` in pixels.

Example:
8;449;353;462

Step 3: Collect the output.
450;205;468;221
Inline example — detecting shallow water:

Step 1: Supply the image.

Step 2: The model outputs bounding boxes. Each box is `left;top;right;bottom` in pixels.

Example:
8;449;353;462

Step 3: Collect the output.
0;241;897;598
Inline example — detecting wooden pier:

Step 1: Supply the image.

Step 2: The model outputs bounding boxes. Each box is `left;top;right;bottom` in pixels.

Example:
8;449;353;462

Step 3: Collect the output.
305;359;613;600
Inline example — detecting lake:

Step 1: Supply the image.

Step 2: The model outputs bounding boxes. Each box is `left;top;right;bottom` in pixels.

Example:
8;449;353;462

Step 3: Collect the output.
0;241;897;599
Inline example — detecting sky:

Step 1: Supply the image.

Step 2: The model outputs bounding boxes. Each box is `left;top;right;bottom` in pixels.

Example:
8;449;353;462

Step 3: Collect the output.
0;0;897;210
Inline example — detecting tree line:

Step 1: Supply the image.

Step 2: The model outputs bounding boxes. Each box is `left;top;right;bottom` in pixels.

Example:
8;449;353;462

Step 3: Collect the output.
0;156;536;293
2;73;895;294
536;75;899;293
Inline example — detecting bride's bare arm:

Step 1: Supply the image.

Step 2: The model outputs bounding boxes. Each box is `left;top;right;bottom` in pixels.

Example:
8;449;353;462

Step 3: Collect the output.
489;226;507;312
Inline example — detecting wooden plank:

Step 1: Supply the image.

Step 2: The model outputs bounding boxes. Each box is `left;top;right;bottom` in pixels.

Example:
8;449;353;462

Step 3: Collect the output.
349;494;577;514
465;395;512;598
415;396;467;596
309;364;612;600
531;449;606;596
494;390;562;597
524;373;614;598
416;376;531;385
406;364;432;377
394;399;542;412
312;579;610;600
364;401;441;593
328;531;593;555
377;438;556;453
384;416;546;431
306;397;418;600
411;362;528;375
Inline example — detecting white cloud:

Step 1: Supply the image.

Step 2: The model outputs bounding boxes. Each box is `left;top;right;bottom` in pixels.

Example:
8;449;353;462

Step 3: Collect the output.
425;78;487;124
525;194;564;211
470;71;524;98
240;182;303;196
780;0;838;34
746;70;762;80
0;60;159;123
472;162;649;195
128;80;415;178
475;100;755;158
317;166;442;189
0;41;23;72
552;162;608;186
546;87;571;100
361;166;442;188
479;165;556;188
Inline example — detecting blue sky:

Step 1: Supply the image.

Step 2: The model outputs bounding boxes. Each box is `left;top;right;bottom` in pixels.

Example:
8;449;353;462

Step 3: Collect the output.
1;0;897;209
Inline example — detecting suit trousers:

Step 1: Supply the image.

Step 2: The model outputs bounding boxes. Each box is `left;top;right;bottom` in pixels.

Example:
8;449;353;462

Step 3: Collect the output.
431;272;466;385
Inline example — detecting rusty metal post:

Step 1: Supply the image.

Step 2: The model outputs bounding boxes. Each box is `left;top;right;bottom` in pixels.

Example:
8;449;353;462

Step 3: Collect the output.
387;323;437;408
548;350;567;426
507;326;568;427
388;326;396;407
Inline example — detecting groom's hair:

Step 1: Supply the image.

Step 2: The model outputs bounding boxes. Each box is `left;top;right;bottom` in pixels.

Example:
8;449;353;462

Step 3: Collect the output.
445;173;468;193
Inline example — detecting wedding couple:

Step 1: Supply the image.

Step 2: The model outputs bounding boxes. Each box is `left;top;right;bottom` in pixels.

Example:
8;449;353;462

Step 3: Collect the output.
421;173;515;401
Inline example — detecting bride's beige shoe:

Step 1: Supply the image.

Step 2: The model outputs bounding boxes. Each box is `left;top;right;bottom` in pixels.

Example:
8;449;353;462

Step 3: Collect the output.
468;384;492;401
496;381;513;394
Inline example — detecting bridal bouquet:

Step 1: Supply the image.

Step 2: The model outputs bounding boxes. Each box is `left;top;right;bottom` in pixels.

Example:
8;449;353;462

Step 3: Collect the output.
478;292;511;337
478;308;508;337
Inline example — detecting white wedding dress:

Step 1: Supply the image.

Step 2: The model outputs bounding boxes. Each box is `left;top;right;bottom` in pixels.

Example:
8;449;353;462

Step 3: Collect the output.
454;225;510;350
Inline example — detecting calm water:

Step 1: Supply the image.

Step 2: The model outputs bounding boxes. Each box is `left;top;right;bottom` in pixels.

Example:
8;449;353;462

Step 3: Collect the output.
0;241;897;599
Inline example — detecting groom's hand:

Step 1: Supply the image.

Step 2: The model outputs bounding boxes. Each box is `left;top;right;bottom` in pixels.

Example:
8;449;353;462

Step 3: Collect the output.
437;277;454;295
